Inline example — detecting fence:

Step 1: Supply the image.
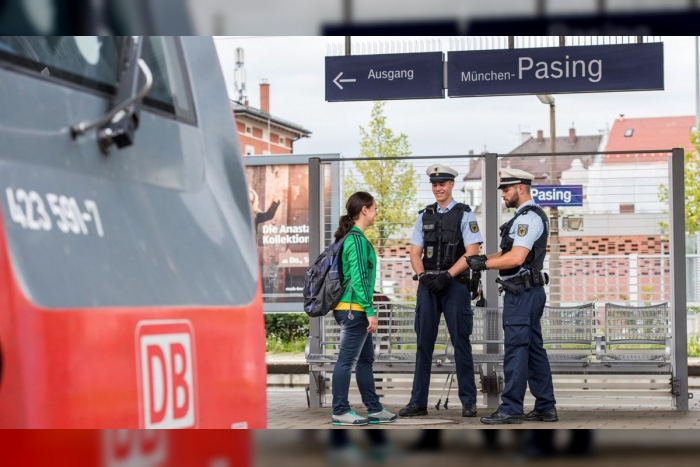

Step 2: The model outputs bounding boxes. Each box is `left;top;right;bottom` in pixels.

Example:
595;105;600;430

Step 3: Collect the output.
308;148;689;409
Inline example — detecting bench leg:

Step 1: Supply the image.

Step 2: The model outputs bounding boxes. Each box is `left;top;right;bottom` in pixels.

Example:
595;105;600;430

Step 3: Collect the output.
480;363;502;409
308;370;324;408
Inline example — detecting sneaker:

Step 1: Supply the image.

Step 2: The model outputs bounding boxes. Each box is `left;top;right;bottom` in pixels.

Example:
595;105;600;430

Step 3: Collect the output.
368;408;398;424
399;403;428;417
332;411;370;426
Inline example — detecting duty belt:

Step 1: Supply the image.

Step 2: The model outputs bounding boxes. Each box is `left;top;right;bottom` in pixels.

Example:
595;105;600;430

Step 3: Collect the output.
496;270;549;295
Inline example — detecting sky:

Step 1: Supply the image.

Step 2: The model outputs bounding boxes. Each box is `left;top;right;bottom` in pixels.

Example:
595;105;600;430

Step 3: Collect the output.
213;36;698;159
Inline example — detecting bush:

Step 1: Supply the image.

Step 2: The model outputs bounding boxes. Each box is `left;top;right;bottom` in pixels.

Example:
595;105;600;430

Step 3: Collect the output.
265;336;307;353
689;334;700;358
264;313;309;342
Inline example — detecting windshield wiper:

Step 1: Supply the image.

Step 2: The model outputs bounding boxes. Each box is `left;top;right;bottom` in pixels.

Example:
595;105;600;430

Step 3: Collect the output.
70;36;152;154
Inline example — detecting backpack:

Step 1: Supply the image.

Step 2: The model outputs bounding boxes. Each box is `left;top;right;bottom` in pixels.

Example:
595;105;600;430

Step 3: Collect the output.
303;230;371;317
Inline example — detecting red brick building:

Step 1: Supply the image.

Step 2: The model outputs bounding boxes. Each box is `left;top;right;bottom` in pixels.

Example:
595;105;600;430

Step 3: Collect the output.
231;80;311;155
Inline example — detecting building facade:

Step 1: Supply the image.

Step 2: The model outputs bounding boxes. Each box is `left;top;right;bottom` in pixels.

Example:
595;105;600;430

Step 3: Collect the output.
232;80;311;156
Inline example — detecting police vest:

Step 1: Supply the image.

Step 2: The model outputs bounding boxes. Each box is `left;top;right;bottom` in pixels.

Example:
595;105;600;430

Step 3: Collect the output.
499;204;549;277
420;202;471;271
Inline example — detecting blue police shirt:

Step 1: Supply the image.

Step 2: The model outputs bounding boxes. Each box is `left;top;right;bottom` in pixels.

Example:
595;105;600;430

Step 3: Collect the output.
410;199;483;248
501;199;545;279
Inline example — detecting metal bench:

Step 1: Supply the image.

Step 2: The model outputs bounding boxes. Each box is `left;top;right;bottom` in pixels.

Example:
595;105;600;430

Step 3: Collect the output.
305;304;451;369
542;303;596;364
601;302;671;363
305;302;677;407
471;304;596;365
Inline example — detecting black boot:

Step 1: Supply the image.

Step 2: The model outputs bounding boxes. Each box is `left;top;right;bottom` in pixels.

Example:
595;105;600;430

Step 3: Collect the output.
480;411;523;425
462;403;477;417
399;403;428;417
523;407;558;422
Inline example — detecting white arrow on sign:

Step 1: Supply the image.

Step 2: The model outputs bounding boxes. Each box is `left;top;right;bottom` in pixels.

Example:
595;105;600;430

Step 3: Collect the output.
333;72;357;90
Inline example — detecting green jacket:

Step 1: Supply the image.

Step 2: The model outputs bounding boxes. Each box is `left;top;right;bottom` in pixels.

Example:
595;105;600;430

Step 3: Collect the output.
337;226;376;317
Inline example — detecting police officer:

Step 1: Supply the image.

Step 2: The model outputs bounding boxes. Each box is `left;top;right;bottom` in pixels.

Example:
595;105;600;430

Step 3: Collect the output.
467;168;558;425
399;164;483;418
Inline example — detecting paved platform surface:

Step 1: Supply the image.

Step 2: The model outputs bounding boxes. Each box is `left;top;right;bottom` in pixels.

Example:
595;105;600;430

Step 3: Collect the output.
267;388;700;429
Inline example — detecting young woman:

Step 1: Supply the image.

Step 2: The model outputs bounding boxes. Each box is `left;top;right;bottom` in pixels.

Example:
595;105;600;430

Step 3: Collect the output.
331;191;397;426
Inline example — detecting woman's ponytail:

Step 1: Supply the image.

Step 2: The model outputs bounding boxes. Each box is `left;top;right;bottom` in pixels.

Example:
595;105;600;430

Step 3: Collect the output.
333;191;375;242
334;214;355;242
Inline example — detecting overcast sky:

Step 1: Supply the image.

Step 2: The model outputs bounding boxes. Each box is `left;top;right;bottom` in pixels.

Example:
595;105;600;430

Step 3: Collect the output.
213;36;697;158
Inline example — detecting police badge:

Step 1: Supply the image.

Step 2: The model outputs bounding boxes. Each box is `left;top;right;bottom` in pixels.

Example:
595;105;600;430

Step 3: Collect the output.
469;221;479;233
518;224;529;237
426;246;434;258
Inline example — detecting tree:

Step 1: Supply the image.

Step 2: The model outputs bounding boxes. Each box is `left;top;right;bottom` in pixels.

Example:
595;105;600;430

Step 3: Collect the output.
658;131;700;236
346;102;418;248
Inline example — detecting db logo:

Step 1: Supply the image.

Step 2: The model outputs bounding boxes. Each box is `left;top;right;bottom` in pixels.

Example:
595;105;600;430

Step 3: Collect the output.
103;430;168;467
136;320;198;428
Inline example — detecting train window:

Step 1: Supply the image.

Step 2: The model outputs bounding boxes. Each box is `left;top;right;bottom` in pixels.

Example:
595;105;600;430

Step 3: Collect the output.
0;36;196;125
0;36;121;94
142;37;197;125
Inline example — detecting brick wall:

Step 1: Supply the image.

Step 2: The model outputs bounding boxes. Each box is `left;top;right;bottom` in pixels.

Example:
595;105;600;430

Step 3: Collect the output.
375;236;669;303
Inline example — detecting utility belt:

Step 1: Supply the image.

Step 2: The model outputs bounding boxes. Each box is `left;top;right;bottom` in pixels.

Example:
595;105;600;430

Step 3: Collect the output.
496;268;549;295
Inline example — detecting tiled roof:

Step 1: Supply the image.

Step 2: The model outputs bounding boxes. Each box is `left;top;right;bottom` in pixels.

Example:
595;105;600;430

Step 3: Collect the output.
230;100;312;137
604;115;695;163
463;134;601;181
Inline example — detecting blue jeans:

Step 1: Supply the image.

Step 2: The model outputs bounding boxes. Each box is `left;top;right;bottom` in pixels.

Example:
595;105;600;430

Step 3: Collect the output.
331;310;383;416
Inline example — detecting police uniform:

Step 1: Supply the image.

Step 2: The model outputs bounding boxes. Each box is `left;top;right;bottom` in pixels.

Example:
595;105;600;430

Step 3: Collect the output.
400;164;483;417
478;168;557;424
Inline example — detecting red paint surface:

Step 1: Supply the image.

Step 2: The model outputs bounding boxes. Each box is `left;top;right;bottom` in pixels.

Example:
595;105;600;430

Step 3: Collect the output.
0;212;266;428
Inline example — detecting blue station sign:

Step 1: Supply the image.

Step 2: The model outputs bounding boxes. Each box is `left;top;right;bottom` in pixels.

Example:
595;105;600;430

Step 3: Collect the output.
531;185;583;208
325;52;444;102
447;43;663;97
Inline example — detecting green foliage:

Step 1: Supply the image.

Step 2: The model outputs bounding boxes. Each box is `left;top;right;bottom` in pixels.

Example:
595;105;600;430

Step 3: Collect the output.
346;102;418;247
688;334;700;358
658;131;700;236
265;336;306;354
641;285;654;306
264;313;309;342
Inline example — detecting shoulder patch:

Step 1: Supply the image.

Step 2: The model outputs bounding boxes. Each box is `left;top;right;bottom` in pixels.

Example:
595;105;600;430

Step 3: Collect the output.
469;221;479;233
517;224;529;237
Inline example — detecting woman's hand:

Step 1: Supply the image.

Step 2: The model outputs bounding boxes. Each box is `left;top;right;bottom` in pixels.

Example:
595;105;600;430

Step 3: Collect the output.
367;315;378;333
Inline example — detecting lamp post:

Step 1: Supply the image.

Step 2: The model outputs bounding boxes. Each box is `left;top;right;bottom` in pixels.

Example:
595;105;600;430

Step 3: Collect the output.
537;94;560;306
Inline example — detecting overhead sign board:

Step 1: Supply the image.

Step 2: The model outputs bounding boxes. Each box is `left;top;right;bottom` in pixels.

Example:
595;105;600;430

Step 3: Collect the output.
325;52;444;102
531;185;583;207
466;12;700;35
448;43;663;97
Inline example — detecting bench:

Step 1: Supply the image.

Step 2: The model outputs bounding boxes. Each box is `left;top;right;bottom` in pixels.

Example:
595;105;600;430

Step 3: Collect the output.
601;302;671;363
305;302;675;407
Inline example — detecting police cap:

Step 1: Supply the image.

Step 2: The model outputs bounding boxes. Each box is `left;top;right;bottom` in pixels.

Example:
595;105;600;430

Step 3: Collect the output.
498;168;535;190
426;164;458;183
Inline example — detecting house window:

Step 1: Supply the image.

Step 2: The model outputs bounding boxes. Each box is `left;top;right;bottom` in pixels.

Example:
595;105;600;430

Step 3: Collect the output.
620;204;635;213
279;137;285;146
624;128;634;137
245;125;252;134
244;145;254;156
465;189;474;206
